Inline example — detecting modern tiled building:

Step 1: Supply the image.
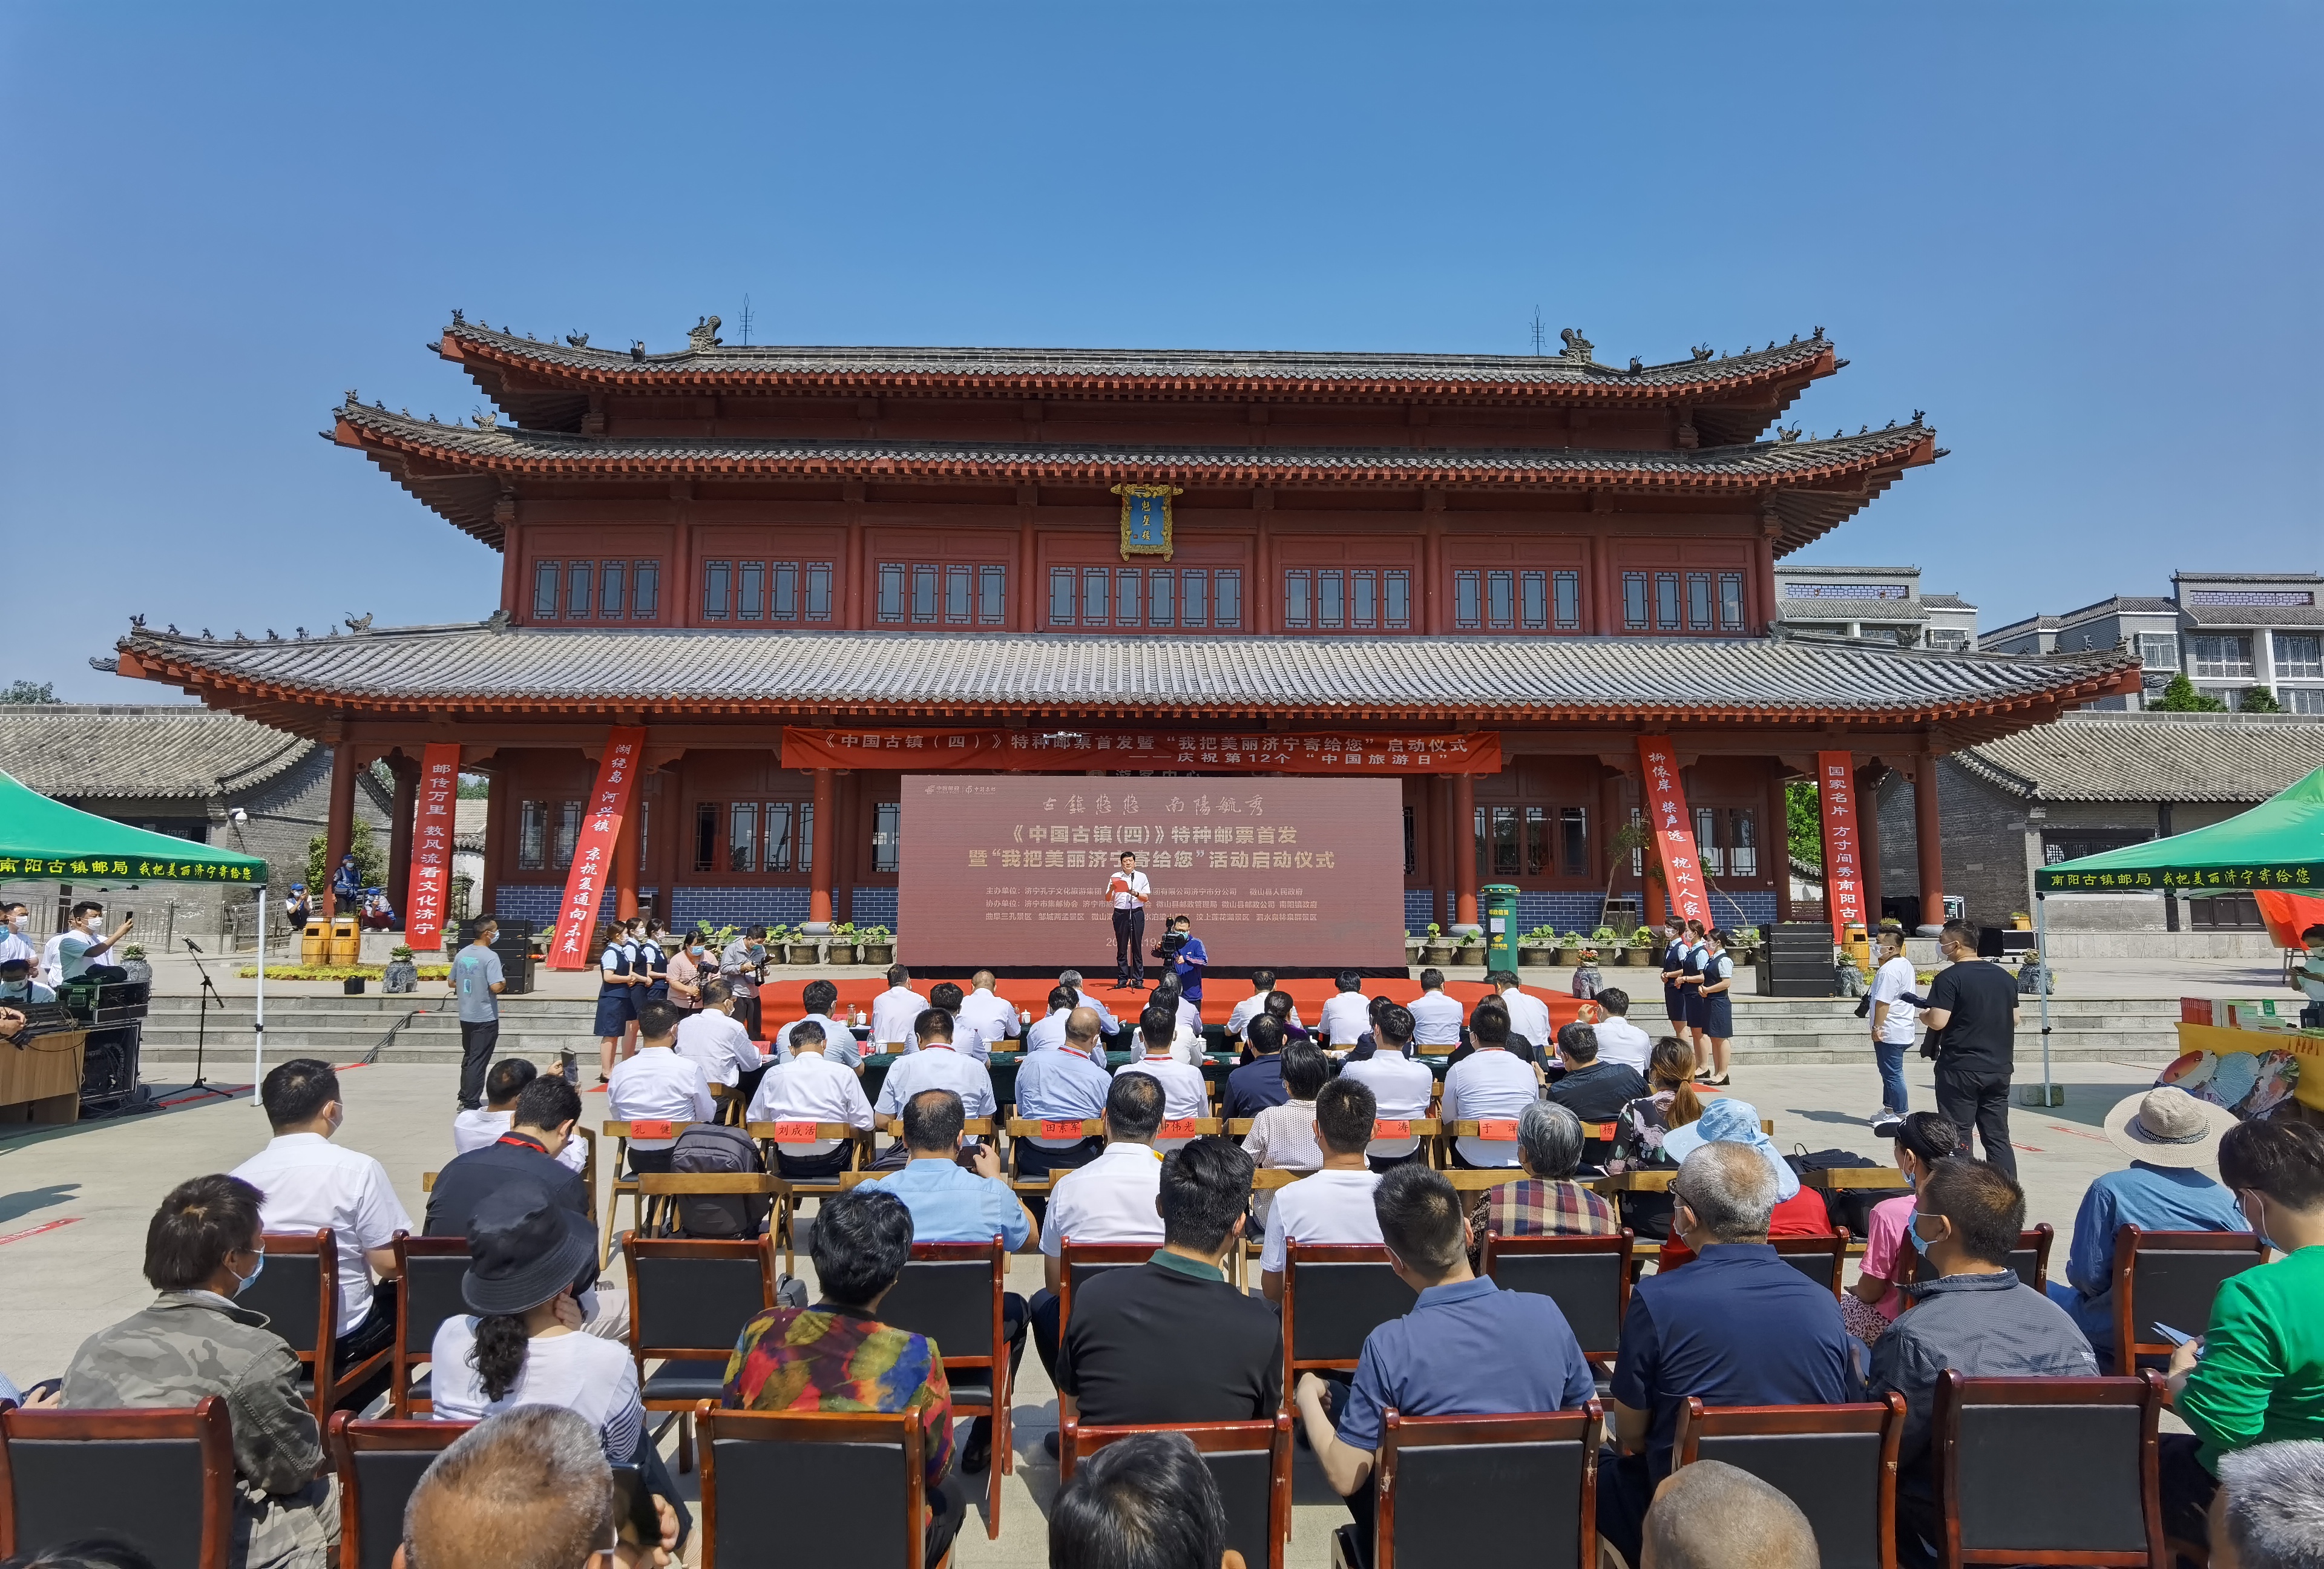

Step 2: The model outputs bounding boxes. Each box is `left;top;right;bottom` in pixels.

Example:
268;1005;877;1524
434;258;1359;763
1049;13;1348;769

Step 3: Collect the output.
1770;563;1978;650
1983;572;2324;713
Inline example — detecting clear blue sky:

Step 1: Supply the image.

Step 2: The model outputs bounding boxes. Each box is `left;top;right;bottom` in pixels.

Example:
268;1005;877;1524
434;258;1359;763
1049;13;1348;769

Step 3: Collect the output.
3;2;2315;700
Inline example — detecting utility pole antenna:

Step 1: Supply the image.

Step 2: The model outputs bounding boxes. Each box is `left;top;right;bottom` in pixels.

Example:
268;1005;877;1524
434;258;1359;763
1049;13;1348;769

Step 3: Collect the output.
741;293;754;347
1529;307;1545;357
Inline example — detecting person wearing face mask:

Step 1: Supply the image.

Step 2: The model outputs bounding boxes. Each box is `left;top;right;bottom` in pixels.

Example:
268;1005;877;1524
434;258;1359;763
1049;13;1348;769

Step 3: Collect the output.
54;899;133;985
663;930;704;1013
0;953;57;1006
0;901;34;969
1840;1111;1961;1343
64;1173;340;1569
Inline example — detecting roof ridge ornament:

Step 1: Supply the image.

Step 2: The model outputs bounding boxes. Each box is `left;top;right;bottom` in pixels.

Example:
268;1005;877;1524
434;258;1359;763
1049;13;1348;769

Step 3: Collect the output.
1557;327;1594;364
345;613;374;634
688;315;724;351
486;608;513;632
451;309;465;326
1690;344;1712;361
631;340;647;363
471;408;497;430
567;332;589;348
1911;410;1926;426
1776;426;1802;444
1812;326;1825;340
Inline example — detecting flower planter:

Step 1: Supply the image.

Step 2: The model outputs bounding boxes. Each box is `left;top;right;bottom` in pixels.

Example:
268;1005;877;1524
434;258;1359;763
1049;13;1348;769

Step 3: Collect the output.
1518;945;1554;967
786;942;820;964
1421;941;1459;967
825;944;858;965
1554;946;1581;967
860;942;894;966
1620;946;1653;965
1453;943;1486;967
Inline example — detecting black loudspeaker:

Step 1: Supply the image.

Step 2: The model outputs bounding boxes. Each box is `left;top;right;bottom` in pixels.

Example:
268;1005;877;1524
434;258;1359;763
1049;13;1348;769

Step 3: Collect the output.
79;1022;144;1114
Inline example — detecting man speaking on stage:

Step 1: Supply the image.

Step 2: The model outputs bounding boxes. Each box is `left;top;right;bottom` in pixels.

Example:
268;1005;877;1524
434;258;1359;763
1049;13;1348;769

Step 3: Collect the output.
1106;849;1152;990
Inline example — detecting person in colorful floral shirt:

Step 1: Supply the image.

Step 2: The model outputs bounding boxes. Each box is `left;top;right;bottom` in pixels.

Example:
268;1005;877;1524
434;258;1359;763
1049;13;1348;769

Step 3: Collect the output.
721;1186;963;1560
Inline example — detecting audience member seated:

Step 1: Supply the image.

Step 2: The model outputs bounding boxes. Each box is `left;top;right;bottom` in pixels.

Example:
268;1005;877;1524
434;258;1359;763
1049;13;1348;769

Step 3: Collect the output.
2162;1119;2324;1554
1054;1137;1279;1459
1869;1157;2098;1568
427;1074;624;1340
1049;1428;1246;1569
870;964;931;1053
1059;969;1123;1038
1026;985;1078;1053
1546;1022;1650;1122
1017;1007;1119;1199
1338;1005;1433;1171
1151;978;1203;1060
1590;988;1655;1077
399;1406;678;1569
1405;967;1463;1048
1491;968;1552;1054
954;970;1022;1061
1224;970;1295;1039
1840;1111;1960;1344
1113;1004;1209;1119
2046;1087;2245;1358
2210;1439;2324;1569
62;1174;338;1569
1241;1041;1329;1228
1438;1005;1536;1168
864;1088;1038;1474
229;1057;410;1373
722;1188;965;1568
1261;1078;1383;1301
775;978;858;1068
1446;999;1535;1068
451;1059;588;1174
875;1007;1000;1123
1345;993;1396;1056
1598;1142;1863;1568
0;953;57;1005
1295;1165;1597;1569
1031;1074;1168;1383
53;899;132;985
1320;970;1373;1047
1638;1458;1819;1569
1650;1097;1834;1269
605;1001;713;1177
1609;1036;1705;1241
675;980;769;1105
1464;1101;1620;1271
1222;1015;1290;1118
1261;988;1309;1046
744;1018;876;1180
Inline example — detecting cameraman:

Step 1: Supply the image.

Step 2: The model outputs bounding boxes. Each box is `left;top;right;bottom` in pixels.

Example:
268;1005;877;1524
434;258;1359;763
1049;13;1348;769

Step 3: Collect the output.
1154;913;1208;1003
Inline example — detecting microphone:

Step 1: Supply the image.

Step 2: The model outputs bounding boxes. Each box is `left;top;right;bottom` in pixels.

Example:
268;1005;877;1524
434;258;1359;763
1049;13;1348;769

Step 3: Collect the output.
184;939;203;954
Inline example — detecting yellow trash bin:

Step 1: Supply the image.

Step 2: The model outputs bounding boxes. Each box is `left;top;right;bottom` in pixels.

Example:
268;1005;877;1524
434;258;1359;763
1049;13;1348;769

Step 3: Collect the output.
329;916;360;967
301;920;330;966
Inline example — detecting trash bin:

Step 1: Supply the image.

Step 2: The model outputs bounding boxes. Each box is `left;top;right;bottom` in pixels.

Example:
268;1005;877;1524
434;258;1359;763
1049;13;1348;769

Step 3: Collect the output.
328;916;359;966
1481;884;1521;973
301;919;330;966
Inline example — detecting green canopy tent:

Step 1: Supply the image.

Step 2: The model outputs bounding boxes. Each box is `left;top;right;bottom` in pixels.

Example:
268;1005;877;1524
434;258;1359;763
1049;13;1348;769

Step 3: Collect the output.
0;766;271;1088
2027;765;2324;1100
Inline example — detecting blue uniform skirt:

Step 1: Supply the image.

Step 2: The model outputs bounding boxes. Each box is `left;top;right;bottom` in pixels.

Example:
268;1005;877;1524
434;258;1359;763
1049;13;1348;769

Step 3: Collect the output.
593;987;637;1035
1664;983;1686;1023
1682;987;1708;1029
1701;991;1733;1038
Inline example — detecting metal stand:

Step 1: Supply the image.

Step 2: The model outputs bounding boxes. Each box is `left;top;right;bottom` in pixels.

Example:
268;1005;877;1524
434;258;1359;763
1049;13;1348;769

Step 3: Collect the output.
176;938;233;1105
2020;893;2063;1107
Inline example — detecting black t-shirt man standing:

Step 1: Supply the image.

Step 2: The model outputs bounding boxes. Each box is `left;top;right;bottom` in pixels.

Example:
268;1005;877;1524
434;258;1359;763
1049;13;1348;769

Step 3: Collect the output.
1921;920;2023;1177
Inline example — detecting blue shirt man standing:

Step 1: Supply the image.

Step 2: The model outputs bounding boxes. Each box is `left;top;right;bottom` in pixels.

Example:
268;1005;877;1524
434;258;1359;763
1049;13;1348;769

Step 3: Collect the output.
1162;915;1209;1003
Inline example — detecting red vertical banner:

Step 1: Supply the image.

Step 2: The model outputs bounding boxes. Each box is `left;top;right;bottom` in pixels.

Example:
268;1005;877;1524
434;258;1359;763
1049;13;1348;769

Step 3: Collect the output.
547;728;646;970
1816;751;1866;941
404;743;463;952
1635;737;1709;927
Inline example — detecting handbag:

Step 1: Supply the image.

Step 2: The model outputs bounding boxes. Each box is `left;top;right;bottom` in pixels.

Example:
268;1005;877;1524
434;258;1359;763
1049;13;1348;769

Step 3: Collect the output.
1787;1145;1909;1234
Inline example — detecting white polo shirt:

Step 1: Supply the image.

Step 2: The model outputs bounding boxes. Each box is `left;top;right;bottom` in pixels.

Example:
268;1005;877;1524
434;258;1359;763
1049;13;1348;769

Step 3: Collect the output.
1112;1055;1209;1120
954;989;1021;1060
1259;1167;1384;1274
1041;1140;1165;1257
606;1047;715;1150
1338;1051;1437;1159
0;930;34;967
1407;988;1465;1047
229;1132;412;1328
747;1051;875;1156
1439;1047;1538;1166
870;985;931;1051
1319;992;1373;1047
675;1010;764;1088
450;1108;589;1174
775;1011;859;1068
873;1044;997;1120
1499;987;1554;1053
1226;992;1303;1036
1592;1014;1655;1076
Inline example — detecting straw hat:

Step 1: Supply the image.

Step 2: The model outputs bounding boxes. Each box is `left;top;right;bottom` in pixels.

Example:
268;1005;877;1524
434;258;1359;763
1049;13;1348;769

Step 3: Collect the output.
2102;1087;2237;1168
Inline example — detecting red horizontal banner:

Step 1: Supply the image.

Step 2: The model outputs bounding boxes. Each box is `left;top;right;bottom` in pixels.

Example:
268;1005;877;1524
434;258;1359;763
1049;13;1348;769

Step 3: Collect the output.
767;1122;819;1143
780;727;1502;776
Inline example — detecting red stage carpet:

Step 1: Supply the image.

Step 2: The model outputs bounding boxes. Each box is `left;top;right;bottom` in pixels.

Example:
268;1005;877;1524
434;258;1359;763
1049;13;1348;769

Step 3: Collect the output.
755;974;1597;1032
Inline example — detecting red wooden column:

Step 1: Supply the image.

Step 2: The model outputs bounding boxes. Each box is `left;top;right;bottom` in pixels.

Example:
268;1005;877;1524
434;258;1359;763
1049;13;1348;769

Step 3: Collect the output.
479;771;508;921
324;739;357;916
809;768;836;927
385;753;418;922
614;797;640;923
654;755;686;925
1452;770;1480;931
1913;752;1946;930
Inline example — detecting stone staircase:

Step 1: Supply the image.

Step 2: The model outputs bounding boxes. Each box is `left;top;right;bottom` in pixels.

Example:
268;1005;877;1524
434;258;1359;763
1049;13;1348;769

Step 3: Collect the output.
1724;995;2182;1067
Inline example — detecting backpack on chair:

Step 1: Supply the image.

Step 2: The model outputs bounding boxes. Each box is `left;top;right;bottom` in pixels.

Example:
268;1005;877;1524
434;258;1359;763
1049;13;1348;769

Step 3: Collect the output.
668;1123;770;1238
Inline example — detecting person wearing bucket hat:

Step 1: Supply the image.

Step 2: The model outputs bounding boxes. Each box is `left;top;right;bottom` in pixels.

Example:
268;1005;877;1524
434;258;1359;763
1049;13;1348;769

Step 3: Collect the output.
1655;1097;1839;1270
2042;1087;2247;1358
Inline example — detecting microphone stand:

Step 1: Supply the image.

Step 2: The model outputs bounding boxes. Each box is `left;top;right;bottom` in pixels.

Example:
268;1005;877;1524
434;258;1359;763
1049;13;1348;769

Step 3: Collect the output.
176;938;232;1104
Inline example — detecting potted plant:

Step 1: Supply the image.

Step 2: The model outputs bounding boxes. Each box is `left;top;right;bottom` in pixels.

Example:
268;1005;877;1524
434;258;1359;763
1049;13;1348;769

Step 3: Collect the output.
818;921;856;965
1623;925;1658;965
118;943;151;984
1405;929;1427;961
1554;930;1585;966
1517;926;1556;967
1732;924;1762;965
382;944;419;994
781;924;819;964
1420;922;1458;966
857;924;895;965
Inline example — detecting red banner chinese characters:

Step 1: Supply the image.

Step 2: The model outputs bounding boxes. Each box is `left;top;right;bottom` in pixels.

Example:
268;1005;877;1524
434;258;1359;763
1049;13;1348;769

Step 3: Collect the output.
547;728;646;970
1636;737;1709;927
780;728;1502;775
404;743;462;952
1816;751;1866;941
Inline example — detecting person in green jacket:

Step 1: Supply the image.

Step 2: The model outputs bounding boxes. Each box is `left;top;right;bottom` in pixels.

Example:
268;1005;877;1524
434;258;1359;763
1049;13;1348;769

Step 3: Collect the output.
2162;1117;2324;1551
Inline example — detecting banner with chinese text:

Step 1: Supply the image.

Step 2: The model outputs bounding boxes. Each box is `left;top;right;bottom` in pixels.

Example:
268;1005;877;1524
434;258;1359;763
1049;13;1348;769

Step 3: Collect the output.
1816;751;1867;941
404;743;462;952
780;728;1501;775
1635;737;1708;927
546;728;645;970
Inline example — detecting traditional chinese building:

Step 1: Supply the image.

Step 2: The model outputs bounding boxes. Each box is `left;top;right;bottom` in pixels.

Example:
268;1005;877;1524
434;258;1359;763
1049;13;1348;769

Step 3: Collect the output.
113;314;2140;940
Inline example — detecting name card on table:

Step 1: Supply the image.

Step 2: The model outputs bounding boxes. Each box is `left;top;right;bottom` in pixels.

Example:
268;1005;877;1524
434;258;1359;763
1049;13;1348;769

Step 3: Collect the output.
628;1120;675;1140
1373;1120;1412;1138
1478;1119;1520;1140
1040;1120;1091;1139
1159;1119;1199;1139
768;1122;820;1143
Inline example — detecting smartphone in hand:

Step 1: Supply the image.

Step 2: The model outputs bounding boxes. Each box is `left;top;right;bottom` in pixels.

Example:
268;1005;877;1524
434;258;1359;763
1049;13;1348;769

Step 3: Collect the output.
2153;1322;2200;1351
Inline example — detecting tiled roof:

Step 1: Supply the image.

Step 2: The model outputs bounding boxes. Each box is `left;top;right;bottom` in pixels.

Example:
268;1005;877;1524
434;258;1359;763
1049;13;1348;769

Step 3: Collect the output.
1920;593;1975;610
1981;614;2061;639
0;704;312;799
115;622;2138;733
1954;711;2324;803
2179;602;2324;629
455;797;487;852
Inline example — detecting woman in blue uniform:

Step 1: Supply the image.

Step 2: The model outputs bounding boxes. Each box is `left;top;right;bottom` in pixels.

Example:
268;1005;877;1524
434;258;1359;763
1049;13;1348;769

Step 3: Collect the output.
1658;920;1689;1028
637;918;669;1005
594;921;637;1084
1696;927;1735;1086
1678;918;1709;1063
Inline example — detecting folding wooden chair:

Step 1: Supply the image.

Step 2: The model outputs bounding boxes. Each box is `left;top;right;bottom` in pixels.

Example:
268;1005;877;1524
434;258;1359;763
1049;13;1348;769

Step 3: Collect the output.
1330;1404;1603;1569
708;1082;747;1127
327;1414;476;1569
1896;1226;2058;1297
1932;1370;2168;1568
1281;1242;1419;1410
747;1120;869;1269
1442;1168;1531;1197
602;1119;697;1266
1480;1231;1635;1373
1443;1119;1523;1168
1063;1415;1293;1569
873;1238;1014;1538
625;1236;778;1473
637;1173;785;1252
1673;1394;1908;1569
2109;1226;2266;1375
1770;1229;1853;1298
698;1409;947;1569
390;1234;472;1416
875;1115;996;1163
1365;1116;1440;1168
237;1227;390;1421
0;1396;236;1569
1006;1116;1102;1199
1058;1238;1155;1340
1157;1115;1223;1151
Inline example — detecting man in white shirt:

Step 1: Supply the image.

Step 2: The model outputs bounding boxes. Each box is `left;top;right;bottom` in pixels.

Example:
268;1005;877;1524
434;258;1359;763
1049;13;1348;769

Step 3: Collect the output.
869;964;930;1052
954;970;1022;1060
1439;1007;1538;1167
1106;849;1153;990
677;979;766;1090
1319;972;1374;1047
1492;970;1554;1055
0;902;34;969
1151;978;1204;1062
1338;1004;1435;1166
1261;1078;1385;1301
606;1000;715;1174
1868;926;1920;1124
54;900;133;985
229;1057;411;1372
1024;985;1077;1053
1406;967;1465;1048
451;1058;589;1174
775;978;860;1068
1057;970;1121;1036
875;1008;999;1120
1588;987;1656;1077
1226;970;1303;1039
747;1017;876;1177
1029;1072;1167;1381
1114;1003;1209;1122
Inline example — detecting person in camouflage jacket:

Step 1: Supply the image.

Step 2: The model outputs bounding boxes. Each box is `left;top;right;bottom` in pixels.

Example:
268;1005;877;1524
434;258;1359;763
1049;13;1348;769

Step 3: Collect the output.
62;1174;336;1569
